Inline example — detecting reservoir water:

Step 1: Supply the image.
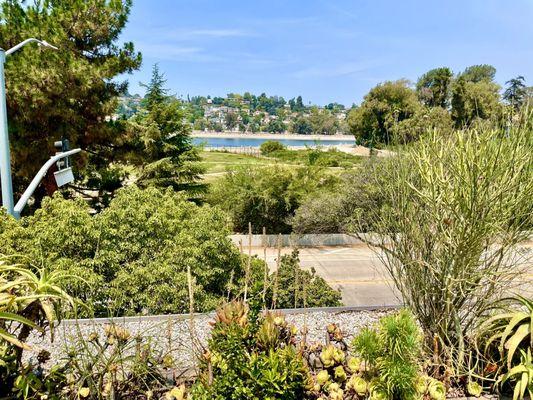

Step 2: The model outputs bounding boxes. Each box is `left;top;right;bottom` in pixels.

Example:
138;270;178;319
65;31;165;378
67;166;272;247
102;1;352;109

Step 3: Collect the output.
192;136;356;148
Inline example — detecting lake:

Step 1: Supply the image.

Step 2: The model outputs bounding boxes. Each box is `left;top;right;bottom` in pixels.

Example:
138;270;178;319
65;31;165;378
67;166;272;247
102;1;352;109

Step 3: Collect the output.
192;136;356;148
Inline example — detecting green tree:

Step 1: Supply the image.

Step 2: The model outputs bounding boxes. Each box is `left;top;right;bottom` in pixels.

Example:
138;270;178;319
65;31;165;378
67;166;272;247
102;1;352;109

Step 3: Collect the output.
309;107;338;135
124;65;205;194
396;106;453;142
459;64;496;83
141;63;168;110
225;111;239;130
291;114;313;135
451;76;501;127
347;80;420;146
266;118;286;133
0;0;141;202
503;76;527;110
416;67;453;108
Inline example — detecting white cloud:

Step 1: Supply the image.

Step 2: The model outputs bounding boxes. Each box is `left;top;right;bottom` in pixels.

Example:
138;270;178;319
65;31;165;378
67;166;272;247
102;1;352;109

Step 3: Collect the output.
292;60;383;79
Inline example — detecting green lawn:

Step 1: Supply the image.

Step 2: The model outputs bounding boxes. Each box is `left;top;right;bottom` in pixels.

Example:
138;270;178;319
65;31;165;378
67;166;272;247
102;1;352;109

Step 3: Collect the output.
199;151;278;174
198;149;364;182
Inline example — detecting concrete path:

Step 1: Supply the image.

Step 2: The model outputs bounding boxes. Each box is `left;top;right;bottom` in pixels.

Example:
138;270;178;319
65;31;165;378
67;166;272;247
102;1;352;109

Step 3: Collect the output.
245;244;533;307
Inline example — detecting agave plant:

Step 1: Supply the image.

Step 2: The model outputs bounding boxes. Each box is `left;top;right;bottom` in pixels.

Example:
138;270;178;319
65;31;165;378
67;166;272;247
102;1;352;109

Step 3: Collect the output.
479;295;533;400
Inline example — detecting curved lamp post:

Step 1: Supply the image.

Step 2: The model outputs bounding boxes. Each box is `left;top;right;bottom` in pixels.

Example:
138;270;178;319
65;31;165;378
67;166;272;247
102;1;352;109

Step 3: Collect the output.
0;38;63;217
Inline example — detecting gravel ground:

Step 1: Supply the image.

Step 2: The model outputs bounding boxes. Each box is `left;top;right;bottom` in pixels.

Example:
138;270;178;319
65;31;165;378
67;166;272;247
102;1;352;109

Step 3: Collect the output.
25;308;393;373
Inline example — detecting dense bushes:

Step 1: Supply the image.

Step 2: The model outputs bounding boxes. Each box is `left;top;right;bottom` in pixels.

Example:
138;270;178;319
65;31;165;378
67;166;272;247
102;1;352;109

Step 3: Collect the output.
260;140;286;154
208;165;337;233
264;250;342;308
292;161;385;234
0;186;242;316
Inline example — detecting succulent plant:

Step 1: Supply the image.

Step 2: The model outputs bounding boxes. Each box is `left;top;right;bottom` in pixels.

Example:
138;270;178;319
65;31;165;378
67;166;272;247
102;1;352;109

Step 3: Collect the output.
165;385;187;400
334;365;347;382
467;380;483;397
415;375;429;395
427;378;446;400
370;385;389;400
347;356;361;373
347;375;369;396
214;301;248;327
317;370;330;386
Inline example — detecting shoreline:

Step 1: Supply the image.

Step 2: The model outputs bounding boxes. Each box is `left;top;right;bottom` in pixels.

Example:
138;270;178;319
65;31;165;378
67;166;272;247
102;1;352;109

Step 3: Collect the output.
192;130;355;141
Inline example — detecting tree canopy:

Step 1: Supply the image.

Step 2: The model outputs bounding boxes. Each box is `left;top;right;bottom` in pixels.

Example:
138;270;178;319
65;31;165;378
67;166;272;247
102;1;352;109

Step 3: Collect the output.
347;80;420;146
0;0;141;202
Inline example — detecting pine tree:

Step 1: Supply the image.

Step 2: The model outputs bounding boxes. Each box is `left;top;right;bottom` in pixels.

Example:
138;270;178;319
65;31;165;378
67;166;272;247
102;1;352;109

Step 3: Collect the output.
503;76;527;110
0;0;141;205
125;64;205;195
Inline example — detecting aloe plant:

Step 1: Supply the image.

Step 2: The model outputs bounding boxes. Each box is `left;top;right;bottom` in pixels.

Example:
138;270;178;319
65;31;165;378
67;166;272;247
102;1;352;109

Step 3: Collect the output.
497;349;533;400
482;296;532;369
480;295;533;400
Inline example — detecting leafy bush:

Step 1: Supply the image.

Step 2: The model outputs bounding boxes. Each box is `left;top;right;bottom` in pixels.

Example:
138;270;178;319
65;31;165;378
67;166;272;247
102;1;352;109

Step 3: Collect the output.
260;140;286;154
191;301;308;399
266;147;363;168
292;161;385;234
358;115;533;373
0;186;242;317
208;165;337;233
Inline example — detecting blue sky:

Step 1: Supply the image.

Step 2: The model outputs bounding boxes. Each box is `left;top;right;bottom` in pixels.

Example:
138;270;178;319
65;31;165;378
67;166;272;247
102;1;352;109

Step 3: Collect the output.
120;0;533;106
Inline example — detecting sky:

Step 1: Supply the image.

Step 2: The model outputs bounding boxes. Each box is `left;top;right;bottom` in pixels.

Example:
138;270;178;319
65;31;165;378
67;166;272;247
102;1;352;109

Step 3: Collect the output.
120;0;533;106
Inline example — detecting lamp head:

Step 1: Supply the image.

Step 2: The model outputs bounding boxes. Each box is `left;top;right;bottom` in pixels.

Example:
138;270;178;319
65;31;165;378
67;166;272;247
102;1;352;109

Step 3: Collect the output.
38;40;58;51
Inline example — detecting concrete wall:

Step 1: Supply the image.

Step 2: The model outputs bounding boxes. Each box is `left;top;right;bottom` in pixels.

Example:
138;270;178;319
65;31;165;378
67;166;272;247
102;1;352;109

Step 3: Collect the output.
230;233;374;247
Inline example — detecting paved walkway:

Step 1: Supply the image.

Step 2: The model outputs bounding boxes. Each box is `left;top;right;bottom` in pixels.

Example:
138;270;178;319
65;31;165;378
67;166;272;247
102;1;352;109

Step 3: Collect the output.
245;244;533;307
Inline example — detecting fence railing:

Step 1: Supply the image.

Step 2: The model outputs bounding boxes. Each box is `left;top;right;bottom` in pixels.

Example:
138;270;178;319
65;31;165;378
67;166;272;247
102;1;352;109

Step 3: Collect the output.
203;146;261;155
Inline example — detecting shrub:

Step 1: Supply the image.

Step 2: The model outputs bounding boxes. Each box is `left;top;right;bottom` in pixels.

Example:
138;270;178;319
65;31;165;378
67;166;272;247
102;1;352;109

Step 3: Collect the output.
208;165;337;233
293;161;385;234
260;140;286;155
352;309;426;400
191;301;308;399
0;186;242;317
357;114;533;374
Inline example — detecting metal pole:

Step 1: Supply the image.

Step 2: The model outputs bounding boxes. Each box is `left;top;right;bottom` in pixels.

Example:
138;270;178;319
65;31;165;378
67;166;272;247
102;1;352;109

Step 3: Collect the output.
0;49;14;216
13;148;81;218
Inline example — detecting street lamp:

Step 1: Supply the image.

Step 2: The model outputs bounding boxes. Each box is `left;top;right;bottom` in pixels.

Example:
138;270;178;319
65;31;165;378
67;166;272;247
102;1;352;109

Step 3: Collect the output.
0;38;59;216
